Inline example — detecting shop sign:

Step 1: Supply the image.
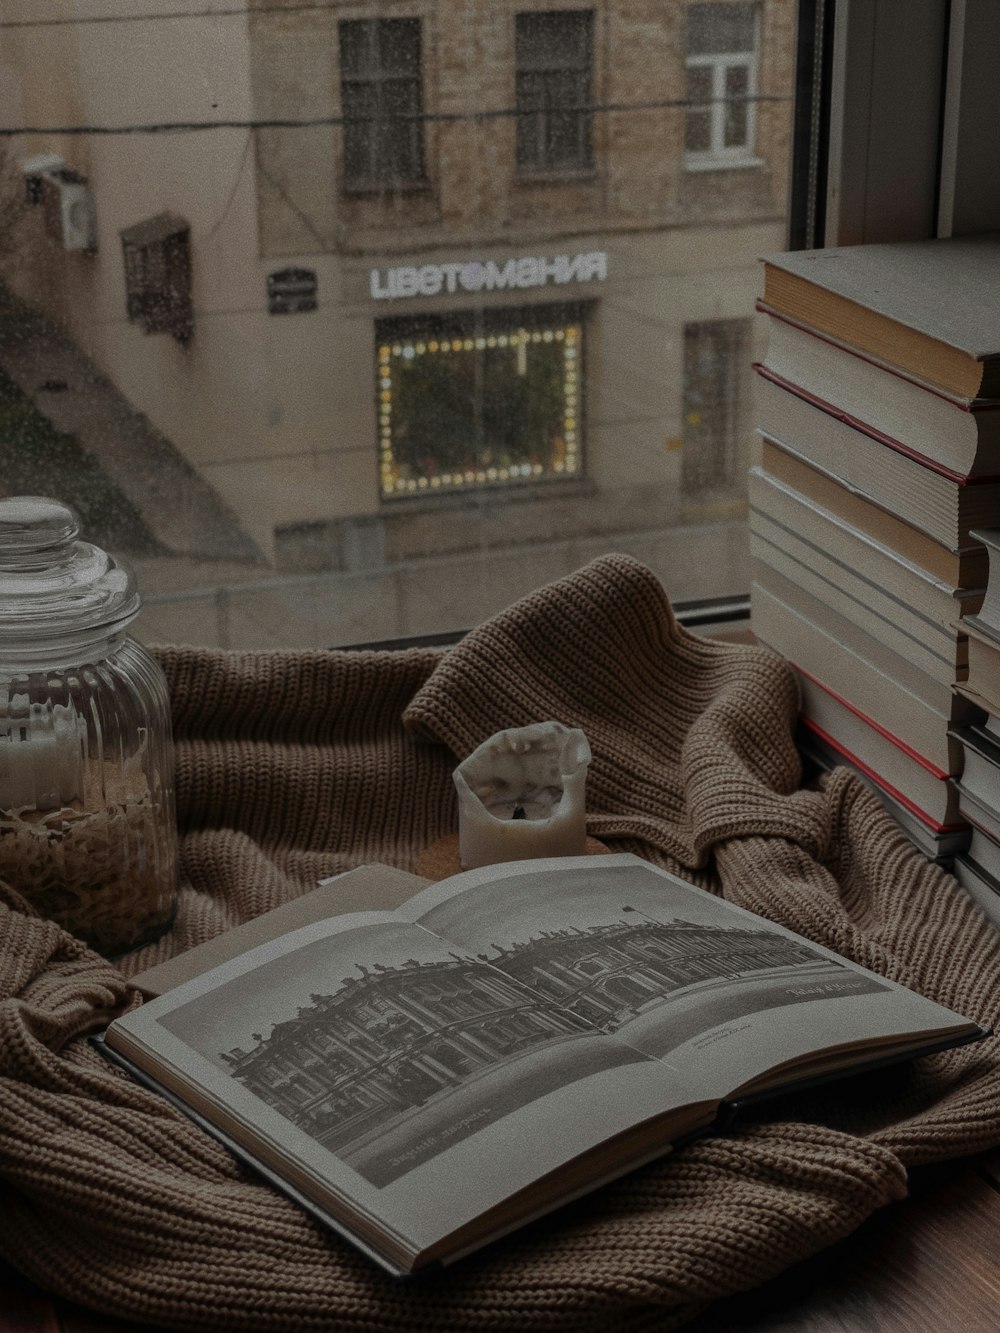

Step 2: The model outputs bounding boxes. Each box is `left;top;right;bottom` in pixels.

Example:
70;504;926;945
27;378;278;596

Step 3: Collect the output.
370;251;608;302
268;267;318;315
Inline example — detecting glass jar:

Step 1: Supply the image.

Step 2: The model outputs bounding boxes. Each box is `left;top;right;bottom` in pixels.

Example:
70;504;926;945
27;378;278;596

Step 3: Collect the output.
0;496;178;955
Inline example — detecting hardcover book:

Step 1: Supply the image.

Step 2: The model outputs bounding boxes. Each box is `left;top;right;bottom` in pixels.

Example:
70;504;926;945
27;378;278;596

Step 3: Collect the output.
798;732;971;864
957;618;1000;718
99;854;986;1277
753;370;1000;553
756;303;1000;478
750;573;971;773
749;465;984;637
952;854;1000;928
760;234;1000;399
795;669;965;832
754;438;989;588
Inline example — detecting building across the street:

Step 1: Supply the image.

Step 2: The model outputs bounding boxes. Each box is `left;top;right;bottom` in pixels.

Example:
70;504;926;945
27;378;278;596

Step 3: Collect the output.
0;1;795;648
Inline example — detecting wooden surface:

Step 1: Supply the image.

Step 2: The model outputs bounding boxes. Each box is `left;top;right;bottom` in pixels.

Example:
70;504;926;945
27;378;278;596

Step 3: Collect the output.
3;1151;999;1332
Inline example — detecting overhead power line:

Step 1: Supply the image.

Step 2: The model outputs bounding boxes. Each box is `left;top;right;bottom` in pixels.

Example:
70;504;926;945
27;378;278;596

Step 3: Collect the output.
0;93;791;138
0;4;326;30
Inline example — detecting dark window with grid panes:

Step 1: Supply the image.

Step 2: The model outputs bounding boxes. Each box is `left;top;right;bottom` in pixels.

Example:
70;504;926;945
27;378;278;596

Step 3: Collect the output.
515;11;594;174
681;319;749;500
684;4;759;162
339;18;425;189
120;212;193;343
376;303;586;500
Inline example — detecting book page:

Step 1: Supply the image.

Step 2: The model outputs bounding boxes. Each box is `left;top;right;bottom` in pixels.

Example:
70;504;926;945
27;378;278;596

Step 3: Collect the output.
108;904;708;1265
398;854;977;1102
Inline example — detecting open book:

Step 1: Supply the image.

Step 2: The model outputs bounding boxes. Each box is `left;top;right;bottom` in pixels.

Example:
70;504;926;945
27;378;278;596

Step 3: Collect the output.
99;854;986;1277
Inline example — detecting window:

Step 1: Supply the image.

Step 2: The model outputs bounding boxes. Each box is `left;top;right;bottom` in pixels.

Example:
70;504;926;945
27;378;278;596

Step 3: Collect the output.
681;319;750;502
515;11;594;175
339;18;425;189
377;303;585;499
120;214;193;343
684;4;760;167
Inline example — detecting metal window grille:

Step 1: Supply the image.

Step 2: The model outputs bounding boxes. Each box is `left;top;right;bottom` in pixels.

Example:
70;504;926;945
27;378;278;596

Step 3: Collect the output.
120;213;193;342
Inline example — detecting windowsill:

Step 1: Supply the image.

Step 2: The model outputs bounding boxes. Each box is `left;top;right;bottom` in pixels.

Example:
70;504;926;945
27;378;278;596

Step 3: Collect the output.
378;474;594;511
683;155;765;173
514;167;597;186
341;179;433;199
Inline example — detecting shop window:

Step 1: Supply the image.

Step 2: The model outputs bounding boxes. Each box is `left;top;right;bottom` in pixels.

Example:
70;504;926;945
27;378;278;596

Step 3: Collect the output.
684;3;760;167
515;11;594;175
376;303;586;500
681;318;749;501
339;18;425;189
120;213;193;342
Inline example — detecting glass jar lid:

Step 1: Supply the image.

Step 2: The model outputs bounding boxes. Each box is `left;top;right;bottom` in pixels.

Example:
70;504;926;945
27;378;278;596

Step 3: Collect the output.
0;496;140;650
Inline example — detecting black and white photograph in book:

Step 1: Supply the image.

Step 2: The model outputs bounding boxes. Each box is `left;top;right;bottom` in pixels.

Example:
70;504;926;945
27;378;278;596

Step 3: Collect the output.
412;865;891;1063
159;919;651;1188
159;869;889;1189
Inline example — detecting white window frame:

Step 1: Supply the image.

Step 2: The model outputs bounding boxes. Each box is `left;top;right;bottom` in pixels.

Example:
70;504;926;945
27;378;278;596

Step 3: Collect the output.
684;6;762;171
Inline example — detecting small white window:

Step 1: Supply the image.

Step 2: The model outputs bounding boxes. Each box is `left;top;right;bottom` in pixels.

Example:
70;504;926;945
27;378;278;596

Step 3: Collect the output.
684;4;761;170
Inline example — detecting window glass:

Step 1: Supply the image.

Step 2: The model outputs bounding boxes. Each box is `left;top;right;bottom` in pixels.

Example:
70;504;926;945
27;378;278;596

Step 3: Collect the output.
681;319;750;504
339;18;425;188
688;3;758;53
0;0;798;650
377;303;585;499
516;10;594;174
685;3;759;164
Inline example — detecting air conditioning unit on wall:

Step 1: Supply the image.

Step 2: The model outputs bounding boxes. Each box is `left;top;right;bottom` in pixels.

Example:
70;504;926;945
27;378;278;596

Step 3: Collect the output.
41;168;98;252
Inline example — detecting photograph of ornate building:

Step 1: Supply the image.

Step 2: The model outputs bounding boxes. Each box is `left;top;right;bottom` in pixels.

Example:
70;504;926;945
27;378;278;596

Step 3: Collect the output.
217;910;867;1186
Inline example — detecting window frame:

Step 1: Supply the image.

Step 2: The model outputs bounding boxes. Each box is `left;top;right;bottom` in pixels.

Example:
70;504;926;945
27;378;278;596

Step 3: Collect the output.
821;0;1000;246
514;9;595;178
374;301;590;503
338;16;427;193
683;4;763;172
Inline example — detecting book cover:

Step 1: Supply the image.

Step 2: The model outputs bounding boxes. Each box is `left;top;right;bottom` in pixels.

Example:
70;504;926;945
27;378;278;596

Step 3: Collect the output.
98;854;987;1276
761;235;1000;398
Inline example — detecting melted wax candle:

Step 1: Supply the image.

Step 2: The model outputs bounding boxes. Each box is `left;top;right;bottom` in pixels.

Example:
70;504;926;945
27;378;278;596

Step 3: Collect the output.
453;721;591;870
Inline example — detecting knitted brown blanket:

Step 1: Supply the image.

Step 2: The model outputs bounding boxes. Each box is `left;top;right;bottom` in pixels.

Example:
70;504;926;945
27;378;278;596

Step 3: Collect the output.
1;553;998;1332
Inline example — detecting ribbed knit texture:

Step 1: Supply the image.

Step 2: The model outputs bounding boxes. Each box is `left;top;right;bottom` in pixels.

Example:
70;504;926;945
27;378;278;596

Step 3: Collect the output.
1;553;997;1331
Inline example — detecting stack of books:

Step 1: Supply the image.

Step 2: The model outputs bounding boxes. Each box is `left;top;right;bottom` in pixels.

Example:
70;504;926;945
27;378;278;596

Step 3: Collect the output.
951;528;1000;923
750;234;1000;863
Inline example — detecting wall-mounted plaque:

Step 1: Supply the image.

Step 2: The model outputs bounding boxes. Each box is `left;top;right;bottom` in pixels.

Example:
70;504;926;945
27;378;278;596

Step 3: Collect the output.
268;267;318;315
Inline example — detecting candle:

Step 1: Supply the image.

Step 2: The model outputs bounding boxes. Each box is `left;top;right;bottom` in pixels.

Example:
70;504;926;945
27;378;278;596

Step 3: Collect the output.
0;696;86;812
453;721;591;870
